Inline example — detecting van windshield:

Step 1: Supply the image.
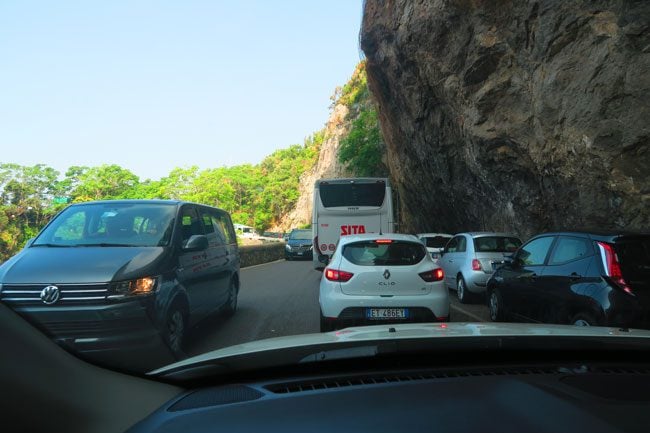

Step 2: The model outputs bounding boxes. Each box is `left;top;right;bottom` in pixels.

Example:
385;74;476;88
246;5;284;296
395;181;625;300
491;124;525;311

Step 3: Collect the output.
32;203;177;247
290;230;312;240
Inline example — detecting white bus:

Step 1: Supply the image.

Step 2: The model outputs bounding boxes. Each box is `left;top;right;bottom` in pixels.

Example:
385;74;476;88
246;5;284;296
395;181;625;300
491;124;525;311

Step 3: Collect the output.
312;178;395;269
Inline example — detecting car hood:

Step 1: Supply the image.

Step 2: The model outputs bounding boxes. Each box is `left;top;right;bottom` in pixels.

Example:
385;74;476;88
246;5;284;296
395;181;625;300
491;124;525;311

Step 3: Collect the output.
288;239;312;246
0;246;168;284
151;322;650;376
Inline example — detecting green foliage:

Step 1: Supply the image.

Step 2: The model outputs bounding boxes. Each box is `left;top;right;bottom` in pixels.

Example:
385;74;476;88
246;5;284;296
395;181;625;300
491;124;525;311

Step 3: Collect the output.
338;107;386;177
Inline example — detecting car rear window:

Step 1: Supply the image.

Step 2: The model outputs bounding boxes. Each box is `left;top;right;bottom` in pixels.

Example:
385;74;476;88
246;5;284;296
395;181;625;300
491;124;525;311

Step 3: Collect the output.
319;182;385;207
474;236;522;253
616;237;650;280
343;240;426;266
423;236;451;248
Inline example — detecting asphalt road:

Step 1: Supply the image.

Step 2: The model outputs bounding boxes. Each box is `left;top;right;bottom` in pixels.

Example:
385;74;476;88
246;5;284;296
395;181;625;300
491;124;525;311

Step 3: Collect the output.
186;259;490;357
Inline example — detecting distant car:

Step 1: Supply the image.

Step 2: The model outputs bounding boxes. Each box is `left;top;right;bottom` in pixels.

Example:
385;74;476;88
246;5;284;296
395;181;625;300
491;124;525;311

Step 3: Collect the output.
417;233;453;261
439;232;522;304
285;229;313;260
487;231;650;327
319;233;449;332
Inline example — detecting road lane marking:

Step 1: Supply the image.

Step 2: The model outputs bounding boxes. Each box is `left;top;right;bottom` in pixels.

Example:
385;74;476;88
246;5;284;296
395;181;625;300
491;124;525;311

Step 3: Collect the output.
451;304;486;322
241;259;286;271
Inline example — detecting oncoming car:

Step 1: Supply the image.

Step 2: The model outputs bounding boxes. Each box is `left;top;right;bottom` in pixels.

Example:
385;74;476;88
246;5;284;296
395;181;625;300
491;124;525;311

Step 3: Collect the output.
319;233;449;332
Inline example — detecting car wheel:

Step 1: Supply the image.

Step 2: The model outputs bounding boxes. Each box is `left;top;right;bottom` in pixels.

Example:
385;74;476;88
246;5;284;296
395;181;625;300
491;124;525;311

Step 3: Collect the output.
223;279;238;317
164;305;187;359
286;256;292;261
570;312;598;327
320;310;336;332
457;275;472;304
488;288;506;322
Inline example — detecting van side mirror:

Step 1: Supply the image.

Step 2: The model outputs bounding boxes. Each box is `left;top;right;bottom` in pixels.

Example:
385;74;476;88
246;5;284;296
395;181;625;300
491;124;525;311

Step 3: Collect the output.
182;235;209;252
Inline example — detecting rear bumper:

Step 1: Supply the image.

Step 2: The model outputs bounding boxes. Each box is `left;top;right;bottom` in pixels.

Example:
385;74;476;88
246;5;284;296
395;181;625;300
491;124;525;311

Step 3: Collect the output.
320;283;450;323
285;250;313;259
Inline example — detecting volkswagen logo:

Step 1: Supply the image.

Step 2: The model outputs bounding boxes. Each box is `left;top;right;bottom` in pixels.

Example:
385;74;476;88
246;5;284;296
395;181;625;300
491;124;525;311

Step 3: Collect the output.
40;285;61;305
383;270;391;280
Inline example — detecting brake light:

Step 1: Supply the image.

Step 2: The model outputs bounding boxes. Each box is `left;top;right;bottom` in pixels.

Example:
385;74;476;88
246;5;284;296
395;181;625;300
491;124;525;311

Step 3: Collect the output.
597;241;633;295
324;268;354;282
472;259;482;271
419;268;444;282
375;239;393;244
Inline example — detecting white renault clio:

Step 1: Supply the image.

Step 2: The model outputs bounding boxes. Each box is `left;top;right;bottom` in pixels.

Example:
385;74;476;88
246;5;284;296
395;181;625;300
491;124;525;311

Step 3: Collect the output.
319;233;450;332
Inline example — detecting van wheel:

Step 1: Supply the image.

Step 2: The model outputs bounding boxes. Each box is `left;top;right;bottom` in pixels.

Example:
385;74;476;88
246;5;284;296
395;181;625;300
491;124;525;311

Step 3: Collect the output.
571;312;598;327
164;306;187;359
224;279;238;317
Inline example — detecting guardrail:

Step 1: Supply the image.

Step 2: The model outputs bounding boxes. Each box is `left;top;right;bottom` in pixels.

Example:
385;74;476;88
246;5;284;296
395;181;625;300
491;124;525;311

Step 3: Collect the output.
239;243;286;268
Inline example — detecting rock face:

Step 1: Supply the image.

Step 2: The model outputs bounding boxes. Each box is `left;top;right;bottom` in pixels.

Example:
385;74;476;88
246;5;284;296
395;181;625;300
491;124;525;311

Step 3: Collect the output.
275;102;353;231
361;0;650;238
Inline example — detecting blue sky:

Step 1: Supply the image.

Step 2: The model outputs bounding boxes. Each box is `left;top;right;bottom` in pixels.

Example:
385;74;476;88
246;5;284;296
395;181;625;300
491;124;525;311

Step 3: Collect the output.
0;1;363;180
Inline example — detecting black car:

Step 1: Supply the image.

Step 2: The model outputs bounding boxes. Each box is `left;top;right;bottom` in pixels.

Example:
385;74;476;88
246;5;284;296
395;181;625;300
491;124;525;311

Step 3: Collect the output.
0;200;240;371
486;231;650;328
284;229;313;260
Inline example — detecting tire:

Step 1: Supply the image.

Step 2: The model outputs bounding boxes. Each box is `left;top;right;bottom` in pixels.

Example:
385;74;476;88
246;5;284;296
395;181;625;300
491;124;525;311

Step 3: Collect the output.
570;311;598;327
223;278;238;317
285;256;292;261
320;310;336;332
164;305;187;360
488;288;506;322
457;275;473;304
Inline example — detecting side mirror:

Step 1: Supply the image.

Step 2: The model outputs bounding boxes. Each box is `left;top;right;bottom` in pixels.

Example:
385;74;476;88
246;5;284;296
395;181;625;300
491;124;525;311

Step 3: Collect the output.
503;253;516;264
318;254;330;265
182;235;209;252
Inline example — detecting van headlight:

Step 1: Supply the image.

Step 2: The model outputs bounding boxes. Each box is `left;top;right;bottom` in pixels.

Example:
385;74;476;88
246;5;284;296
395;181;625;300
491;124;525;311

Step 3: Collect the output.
110;276;158;297
285;244;292;251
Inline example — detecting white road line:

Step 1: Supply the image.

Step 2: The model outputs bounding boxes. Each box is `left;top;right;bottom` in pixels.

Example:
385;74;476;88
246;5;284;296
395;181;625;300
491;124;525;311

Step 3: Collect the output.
451;304;486;322
241;259;286;271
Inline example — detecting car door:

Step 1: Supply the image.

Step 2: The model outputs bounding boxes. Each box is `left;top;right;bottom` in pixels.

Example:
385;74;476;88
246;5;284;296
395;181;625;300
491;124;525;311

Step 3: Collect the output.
176;205;210;322
440;236;461;289
210;209;239;308
538;235;594;324
192;207;229;313
501;236;556;322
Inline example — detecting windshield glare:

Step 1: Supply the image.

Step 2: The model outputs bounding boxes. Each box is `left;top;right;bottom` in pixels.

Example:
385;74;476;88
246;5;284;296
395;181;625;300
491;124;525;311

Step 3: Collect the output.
290;230;312;240
34;203;176;247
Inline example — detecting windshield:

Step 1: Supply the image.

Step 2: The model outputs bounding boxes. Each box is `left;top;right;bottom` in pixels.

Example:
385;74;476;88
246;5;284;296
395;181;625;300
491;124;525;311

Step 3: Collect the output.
33;203;176;247
423;236;452;248
290;230;312;240
1;0;648;380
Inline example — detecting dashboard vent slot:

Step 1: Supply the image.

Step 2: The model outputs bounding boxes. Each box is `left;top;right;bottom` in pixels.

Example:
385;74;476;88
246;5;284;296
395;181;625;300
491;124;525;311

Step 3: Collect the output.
168;385;263;411
265;367;560;394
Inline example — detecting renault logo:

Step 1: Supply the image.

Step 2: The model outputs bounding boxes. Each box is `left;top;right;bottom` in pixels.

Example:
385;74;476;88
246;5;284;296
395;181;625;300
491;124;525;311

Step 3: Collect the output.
383;270;391;280
40;285;60;305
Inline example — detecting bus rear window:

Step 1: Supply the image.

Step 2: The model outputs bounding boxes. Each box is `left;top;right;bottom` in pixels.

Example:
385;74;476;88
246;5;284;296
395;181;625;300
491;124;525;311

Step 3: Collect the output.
319;182;385;207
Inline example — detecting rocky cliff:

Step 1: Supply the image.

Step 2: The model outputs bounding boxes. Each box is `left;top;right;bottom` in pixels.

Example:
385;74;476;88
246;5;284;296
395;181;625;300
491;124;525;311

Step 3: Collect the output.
361;0;650;237
274;96;353;230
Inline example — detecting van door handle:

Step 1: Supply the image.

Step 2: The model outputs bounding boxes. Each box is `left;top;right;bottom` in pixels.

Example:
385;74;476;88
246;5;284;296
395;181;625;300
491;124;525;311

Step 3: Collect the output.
569;272;582;281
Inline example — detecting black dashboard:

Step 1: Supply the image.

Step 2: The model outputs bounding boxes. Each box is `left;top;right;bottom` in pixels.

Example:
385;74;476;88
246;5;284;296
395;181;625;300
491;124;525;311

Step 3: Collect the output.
128;364;650;433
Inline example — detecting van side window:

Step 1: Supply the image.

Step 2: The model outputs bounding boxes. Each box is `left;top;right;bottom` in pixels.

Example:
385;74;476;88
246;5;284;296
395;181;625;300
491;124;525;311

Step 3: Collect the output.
211;211;235;244
180;207;203;243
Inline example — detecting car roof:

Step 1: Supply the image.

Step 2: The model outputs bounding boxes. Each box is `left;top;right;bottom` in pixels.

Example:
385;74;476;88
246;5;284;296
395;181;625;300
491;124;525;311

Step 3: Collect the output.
416;233;453;238
458;232;521;238
339;233;421;245
530;230;650;241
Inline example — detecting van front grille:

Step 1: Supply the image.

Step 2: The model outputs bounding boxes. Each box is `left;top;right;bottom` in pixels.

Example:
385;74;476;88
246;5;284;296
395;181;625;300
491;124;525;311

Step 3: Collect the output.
0;283;109;305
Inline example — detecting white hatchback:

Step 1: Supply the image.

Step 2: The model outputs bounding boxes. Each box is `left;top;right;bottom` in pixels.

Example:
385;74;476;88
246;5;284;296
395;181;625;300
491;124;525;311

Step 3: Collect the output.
319;233;450;332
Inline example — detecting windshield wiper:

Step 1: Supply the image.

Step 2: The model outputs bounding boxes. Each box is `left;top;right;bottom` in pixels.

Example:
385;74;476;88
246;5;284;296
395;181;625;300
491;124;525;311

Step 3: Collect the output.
78;243;137;247
31;243;72;247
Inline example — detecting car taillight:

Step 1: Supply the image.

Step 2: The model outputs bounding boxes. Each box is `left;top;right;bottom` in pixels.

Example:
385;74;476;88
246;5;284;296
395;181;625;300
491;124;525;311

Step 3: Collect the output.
419;268;444;282
325;268;354;282
597;241;633;295
472;259;482;271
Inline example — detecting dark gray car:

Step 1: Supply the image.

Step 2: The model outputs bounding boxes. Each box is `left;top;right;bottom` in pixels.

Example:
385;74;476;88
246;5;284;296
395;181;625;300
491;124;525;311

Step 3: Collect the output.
0;200;240;371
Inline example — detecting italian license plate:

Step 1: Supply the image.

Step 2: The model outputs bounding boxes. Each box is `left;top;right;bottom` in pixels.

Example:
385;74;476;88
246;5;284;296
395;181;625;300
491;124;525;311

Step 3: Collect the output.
366;308;408;320
297;252;304;255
